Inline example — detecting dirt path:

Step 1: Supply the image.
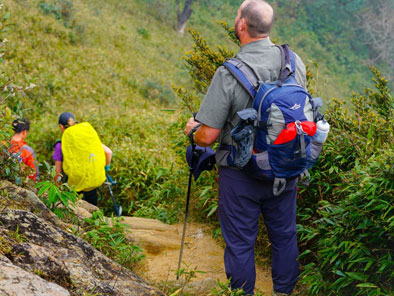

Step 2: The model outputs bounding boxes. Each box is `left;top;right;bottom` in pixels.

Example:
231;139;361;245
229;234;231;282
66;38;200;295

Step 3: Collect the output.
122;217;273;295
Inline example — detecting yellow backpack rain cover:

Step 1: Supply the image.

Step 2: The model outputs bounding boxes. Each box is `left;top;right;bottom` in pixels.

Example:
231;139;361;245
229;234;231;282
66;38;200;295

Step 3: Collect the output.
62;122;106;192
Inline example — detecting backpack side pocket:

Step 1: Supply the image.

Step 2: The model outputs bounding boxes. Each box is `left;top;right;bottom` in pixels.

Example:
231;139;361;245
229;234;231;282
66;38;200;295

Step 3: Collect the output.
306;140;323;169
244;150;275;181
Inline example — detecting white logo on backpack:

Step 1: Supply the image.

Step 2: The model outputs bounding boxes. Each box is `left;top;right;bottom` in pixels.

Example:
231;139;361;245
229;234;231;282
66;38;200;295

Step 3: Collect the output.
88;153;97;162
289;103;301;110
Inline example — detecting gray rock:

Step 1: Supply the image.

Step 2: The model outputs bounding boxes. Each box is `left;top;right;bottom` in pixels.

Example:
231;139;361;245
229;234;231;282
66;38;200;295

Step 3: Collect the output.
70;200;97;220
0;210;163;296
74;199;99;214
0;254;12;264
0;180;65;229
0;257;70;296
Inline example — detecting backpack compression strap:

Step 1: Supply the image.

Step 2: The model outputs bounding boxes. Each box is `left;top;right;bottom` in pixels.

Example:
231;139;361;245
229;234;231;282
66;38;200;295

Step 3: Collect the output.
223;58;259;97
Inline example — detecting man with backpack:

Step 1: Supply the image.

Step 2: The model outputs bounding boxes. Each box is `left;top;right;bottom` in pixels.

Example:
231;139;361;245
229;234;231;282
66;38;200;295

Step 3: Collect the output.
185;1;310;295
8;118;39;181
53;112;112;206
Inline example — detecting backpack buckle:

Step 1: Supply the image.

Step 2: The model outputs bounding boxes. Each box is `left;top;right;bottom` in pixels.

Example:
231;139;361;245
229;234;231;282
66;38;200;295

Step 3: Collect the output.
273;177;287;196
299;169;310;187
295;121;305;135
295;121;307;158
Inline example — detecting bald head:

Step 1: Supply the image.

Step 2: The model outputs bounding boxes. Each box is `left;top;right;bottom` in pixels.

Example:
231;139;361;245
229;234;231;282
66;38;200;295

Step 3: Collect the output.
240;0;274;37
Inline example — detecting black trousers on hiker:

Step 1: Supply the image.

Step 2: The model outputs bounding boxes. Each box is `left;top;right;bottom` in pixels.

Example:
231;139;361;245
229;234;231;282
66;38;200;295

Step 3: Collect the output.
80;188;98;206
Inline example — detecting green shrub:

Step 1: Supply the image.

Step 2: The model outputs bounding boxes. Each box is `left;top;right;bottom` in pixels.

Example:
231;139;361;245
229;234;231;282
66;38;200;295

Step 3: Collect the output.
81;210;144;269
105;143;185;224
38;2;63;20
38;0;74;27
136;27;150;40
298;68;394;295
36;179;78;220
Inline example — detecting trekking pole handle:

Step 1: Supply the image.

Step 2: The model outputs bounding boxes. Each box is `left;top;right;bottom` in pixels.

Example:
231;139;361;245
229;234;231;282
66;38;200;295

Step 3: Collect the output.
106;174;116;185
187;123;201;142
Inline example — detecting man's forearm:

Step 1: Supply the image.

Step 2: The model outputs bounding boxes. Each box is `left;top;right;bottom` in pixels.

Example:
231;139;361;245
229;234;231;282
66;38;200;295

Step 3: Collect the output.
185;117;221;147
55;161;62;176
193;126;221;147
54;160;63;184
102;144;112;166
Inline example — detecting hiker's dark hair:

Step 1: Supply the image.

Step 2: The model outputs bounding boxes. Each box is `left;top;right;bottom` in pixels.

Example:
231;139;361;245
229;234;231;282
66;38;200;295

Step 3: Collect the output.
58;112;77;129
62;117;76;129
241;0;274;37
12;118;30;133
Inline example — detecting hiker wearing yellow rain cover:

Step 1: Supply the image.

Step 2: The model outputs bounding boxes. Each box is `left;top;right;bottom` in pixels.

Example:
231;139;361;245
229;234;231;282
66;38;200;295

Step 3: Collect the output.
53;112;112;206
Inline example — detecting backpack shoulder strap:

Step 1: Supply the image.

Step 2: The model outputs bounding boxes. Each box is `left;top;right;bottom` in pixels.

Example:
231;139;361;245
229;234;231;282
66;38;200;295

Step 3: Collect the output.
288;47;296;77
223;58;259;98
278;44;296;84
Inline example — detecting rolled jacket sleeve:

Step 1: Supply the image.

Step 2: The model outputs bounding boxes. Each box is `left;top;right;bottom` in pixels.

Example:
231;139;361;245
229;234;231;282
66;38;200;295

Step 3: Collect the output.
53;142;63;162
195;66;236;130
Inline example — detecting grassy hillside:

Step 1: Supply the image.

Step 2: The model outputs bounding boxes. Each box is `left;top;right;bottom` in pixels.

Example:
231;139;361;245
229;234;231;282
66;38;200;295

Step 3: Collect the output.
4;0;189;219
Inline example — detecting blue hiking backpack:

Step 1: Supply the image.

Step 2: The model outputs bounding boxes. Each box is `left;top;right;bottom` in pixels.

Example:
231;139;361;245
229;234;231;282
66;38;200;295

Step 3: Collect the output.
222;44;325;196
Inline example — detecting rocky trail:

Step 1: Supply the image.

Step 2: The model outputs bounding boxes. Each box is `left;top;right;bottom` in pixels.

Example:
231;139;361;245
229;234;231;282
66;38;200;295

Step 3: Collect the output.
123;217;273;295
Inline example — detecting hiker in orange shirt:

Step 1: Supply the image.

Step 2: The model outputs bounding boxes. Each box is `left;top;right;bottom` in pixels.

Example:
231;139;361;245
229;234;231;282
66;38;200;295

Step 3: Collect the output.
8;118;39;181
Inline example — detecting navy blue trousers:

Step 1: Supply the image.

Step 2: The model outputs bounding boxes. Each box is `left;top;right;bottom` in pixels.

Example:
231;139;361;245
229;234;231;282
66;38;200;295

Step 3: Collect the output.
218;167;299;295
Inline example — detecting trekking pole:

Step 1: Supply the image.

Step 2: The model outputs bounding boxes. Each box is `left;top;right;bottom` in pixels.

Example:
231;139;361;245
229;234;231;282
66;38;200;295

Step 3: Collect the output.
106;174;122;217
176;123;201;280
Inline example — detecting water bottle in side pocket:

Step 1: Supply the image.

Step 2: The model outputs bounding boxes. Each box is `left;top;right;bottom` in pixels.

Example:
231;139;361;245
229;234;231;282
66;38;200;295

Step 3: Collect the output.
313;120;330;143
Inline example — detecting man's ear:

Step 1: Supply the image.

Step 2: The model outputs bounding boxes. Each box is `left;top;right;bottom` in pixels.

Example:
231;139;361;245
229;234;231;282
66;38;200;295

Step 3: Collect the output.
239;18;247;33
